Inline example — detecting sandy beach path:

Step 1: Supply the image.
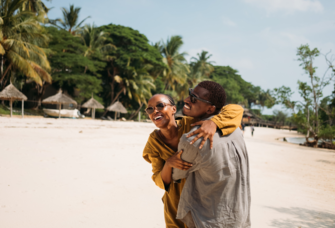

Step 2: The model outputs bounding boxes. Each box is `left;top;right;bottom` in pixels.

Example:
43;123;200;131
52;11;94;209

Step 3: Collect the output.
0;118;335;228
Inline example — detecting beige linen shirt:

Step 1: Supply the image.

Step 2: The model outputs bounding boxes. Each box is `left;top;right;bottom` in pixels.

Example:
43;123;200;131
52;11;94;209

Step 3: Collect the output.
172;125;251;228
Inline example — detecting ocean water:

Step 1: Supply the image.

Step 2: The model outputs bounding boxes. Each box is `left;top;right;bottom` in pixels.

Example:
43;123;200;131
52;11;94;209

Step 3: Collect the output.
282;137;334;145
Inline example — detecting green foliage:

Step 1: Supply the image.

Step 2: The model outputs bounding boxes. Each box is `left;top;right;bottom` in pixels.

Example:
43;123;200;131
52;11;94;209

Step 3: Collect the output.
273;110;288;124
21;0;51;18
80;23;116;59
211;66;246;104
46;26;105;103
55;4;90;34
1;1;274;117
175;50;214;100
273;86;296;110
98;24;164;106
273;44;335;142
0;0;51;86
157;36;189;91
319;125;335;141
250;109;261;116
210;66;275;108
0;103;44;115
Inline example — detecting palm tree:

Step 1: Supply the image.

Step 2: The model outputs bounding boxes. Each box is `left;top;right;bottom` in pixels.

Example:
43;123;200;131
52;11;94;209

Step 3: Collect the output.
111;64;155;105
80;23;116;73
0;0;51;86
57;4;90;34
21;0;51;17
175;51;214;100
190;51;214;79
159;36;189;90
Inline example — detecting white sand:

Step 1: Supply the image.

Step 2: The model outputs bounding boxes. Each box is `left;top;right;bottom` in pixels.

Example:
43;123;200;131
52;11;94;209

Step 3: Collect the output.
0;117;335;228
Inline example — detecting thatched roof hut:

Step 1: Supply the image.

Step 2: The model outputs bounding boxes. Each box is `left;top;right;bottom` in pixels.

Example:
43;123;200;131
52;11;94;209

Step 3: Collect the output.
42;90;77;105
0;83;27;117
107;101;127;120
82;97;104;119
42;90;77;118
0;84;27;101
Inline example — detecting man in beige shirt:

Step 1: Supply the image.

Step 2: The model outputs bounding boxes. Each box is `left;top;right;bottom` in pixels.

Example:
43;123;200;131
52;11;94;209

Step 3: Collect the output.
173;81;251;228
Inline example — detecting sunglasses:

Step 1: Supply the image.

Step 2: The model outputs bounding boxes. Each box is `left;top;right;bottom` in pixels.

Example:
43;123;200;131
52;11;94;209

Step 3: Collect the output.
189;88;213;105
145;102;172;115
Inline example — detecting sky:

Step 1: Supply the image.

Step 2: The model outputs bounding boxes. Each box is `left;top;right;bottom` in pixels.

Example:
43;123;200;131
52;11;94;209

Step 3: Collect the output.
45;0;335;114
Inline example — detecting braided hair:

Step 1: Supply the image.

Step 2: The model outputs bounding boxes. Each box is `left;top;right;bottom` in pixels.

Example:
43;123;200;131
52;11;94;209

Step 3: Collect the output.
156;94;175;106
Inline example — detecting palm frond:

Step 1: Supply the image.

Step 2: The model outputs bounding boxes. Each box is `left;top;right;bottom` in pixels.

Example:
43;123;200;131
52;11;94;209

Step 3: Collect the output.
7;50;42;85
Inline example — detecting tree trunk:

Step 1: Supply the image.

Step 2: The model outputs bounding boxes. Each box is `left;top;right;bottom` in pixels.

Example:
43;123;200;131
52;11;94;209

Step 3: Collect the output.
108;67;117;102
305;136;318;148
128;103;143;120
309;60;319;135
112;88;124;104
103;64;118;118
2;71;10;90
0;63;12;85
33;82;48;110
1;55;3;80
306;108;310;138
101;88;124;117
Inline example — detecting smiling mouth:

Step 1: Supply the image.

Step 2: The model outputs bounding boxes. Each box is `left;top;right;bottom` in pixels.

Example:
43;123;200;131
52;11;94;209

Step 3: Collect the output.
154;116;163;121
184;104;191;110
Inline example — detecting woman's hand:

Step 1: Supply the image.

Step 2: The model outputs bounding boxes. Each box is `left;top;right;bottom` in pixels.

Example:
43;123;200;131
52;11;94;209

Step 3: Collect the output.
187;120;217;149
166;150;192;171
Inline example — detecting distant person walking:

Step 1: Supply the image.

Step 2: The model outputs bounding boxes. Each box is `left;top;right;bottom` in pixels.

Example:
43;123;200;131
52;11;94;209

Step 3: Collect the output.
241;122;245;135
251;125;255;137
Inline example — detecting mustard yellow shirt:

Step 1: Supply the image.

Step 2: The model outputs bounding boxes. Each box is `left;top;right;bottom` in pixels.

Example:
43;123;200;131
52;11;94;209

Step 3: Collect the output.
142;104;244;228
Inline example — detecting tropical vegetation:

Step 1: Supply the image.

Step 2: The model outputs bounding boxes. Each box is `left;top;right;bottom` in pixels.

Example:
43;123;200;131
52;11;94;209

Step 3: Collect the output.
273;44;335;147
0;0;276;120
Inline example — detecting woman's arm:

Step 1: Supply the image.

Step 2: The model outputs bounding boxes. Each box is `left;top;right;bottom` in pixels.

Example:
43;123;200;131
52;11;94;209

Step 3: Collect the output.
161;150;192;185
144;144;191;190
187;104;244;149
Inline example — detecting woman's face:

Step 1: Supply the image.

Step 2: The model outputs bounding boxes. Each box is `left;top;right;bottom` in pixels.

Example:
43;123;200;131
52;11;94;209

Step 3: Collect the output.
147;95;176;129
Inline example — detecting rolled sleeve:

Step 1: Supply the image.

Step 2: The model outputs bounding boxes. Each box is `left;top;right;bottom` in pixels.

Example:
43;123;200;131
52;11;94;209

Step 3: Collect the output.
211;104;244;136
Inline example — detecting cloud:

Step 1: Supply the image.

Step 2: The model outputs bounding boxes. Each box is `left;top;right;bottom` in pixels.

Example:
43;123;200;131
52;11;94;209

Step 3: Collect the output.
280;32;310;46
222;17;236;27
259;27;311;47
245;0;323;13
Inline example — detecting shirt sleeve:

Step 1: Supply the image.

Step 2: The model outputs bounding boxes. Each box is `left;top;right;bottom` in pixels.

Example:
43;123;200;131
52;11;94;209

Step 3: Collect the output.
210;104;244;136
172;133;204;182
143;144;168;191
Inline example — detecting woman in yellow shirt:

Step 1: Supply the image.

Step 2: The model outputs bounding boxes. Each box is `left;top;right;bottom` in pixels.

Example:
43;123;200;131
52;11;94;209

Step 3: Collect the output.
143;84;243;228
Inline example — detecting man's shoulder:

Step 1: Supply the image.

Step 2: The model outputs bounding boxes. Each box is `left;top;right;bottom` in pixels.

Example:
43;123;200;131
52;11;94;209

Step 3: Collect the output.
211;128;245;149
179;124;215;152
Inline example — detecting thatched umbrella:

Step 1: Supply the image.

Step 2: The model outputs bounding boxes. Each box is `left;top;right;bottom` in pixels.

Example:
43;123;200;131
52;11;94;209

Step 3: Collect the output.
0;83;27;118
42;90;77;118
107;101;127;120
82;96;104;119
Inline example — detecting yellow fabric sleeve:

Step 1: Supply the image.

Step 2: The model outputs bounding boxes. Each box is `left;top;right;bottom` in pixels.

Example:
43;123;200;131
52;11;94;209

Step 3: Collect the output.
210;104;244;135
143;143;166;191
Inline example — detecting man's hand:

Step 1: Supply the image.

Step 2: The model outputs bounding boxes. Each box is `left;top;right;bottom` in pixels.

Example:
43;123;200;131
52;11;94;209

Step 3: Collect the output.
187;120;217;149
166;150;193;171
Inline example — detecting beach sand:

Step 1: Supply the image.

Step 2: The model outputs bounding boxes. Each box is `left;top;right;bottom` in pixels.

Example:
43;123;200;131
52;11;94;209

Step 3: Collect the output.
0;117;335;228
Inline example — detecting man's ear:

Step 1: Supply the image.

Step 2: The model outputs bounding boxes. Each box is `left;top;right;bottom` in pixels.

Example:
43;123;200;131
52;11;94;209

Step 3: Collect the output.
206;105;216;115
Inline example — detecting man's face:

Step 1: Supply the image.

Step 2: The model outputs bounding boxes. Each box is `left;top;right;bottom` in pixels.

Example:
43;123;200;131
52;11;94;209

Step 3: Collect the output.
182;86;214;118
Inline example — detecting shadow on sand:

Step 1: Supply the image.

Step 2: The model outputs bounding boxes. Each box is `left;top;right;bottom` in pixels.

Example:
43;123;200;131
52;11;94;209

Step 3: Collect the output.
317;160;335;165
267;207;335;228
